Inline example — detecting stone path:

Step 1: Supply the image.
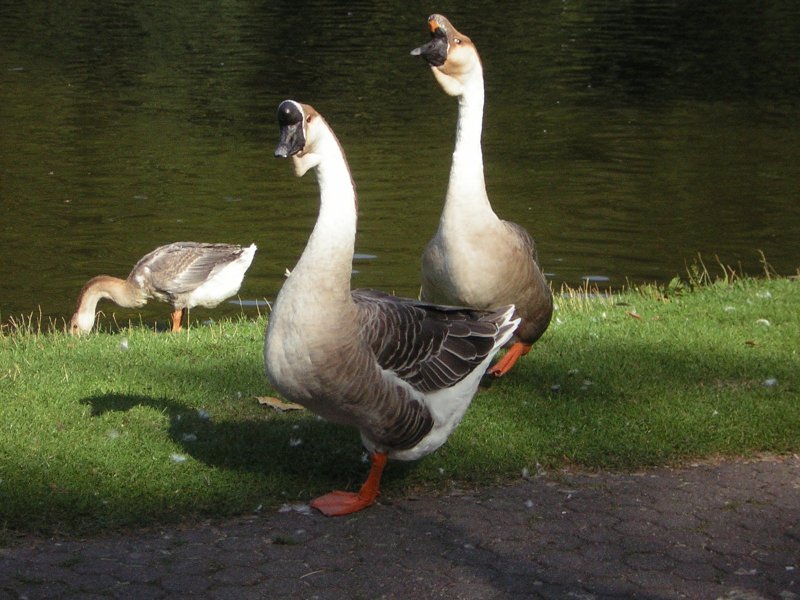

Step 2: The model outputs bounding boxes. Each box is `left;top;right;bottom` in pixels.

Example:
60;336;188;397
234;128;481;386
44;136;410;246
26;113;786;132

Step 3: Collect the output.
1;455;798;599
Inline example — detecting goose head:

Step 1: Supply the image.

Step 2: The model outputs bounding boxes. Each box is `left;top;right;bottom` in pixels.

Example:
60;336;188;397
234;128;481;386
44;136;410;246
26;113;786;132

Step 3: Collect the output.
70;311;94;335
411;14;482;97
274;99;327;177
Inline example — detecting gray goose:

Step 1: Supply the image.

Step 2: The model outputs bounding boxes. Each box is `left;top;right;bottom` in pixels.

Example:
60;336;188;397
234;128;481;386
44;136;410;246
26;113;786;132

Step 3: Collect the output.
412;14;553;376
70;242;256;334
264;100;518;516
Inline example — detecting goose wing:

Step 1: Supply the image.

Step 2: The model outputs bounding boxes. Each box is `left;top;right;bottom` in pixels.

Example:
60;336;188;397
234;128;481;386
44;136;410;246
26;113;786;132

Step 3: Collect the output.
131;242;243;296
352;289;510;393
503;220;540;266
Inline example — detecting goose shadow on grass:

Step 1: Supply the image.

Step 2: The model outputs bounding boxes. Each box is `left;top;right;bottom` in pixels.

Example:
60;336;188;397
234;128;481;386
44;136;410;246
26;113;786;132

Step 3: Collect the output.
80;393;418;492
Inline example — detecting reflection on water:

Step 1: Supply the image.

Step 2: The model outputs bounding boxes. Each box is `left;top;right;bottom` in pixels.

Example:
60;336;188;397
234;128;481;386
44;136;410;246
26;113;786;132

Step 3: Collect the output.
1;1;798;328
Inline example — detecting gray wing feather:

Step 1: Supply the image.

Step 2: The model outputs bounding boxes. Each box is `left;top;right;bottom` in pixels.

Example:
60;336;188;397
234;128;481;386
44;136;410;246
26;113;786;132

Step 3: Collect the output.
131;242;243;297
352;289;509;393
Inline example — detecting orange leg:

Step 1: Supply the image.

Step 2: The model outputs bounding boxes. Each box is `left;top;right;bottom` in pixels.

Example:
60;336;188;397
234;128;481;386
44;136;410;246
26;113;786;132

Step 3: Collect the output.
487;342;532;377
170;308;185;332
310;452;388;516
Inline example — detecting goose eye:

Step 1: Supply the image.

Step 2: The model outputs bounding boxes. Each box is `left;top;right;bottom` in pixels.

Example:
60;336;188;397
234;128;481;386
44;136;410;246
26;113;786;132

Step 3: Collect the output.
454;37;462;45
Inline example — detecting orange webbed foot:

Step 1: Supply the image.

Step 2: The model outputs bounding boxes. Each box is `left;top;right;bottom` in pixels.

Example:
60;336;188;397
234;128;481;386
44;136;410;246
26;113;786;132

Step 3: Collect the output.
310;452;388;517
310;490;377;516
487;342;532;377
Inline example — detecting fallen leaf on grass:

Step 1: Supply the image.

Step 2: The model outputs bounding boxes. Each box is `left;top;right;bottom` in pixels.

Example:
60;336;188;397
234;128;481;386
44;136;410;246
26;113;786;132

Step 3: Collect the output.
256;396;305;412
626;310;642;320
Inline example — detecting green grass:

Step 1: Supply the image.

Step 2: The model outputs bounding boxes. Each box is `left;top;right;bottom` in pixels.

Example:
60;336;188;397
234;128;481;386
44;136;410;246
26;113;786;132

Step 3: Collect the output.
1;272;798;537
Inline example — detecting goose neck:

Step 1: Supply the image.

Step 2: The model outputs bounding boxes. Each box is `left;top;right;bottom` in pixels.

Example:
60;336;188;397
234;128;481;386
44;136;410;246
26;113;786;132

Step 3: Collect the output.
88;276;141;307
444;72;492;220
73;276;142;330
454;76;485;155
291;137;358;295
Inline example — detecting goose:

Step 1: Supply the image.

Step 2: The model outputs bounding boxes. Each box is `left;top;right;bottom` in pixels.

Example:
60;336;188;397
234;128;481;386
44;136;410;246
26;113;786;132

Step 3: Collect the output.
411;14;553;377
70;241;257;334
265;100;519;516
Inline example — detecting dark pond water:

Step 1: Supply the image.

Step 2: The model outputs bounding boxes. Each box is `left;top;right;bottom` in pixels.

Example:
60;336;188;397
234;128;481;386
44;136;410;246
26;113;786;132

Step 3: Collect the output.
2;1;799;329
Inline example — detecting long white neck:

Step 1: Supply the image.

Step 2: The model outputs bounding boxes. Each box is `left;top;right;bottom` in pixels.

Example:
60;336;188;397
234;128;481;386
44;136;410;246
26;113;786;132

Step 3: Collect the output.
290;129;357;300
441;68;495;226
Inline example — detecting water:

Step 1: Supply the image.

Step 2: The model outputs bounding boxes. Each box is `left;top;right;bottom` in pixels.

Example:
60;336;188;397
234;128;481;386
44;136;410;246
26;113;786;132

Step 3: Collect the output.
2;1;799;328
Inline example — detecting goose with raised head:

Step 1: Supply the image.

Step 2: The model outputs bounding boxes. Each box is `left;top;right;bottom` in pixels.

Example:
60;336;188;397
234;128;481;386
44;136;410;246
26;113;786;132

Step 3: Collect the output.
265;100;519;516
411;14;553;377
70;241;257;334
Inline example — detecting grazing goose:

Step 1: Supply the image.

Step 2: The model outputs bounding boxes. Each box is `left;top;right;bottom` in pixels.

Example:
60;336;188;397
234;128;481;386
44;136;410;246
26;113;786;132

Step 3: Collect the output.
411;14;553;377
70;242;257;334
265;100;518;516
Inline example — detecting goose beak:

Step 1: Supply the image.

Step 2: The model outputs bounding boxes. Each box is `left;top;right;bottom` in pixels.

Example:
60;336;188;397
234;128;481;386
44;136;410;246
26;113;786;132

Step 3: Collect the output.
274;123;304;158
275;100;306;158
410;19;449;67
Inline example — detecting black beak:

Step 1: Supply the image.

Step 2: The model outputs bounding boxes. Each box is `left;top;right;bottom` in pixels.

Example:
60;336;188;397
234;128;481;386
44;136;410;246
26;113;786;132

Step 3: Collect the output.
274;100;306;158
410;28;448;67
274;123;304;158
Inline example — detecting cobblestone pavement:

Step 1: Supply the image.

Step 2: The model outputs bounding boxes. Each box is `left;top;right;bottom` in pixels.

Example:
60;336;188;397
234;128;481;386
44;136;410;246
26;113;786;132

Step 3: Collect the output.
1;455;798;599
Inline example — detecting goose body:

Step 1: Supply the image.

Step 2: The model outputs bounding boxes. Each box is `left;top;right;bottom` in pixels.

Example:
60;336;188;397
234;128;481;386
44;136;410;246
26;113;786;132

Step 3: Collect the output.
70;241;257;334
412;14;553;376
265;100;518;515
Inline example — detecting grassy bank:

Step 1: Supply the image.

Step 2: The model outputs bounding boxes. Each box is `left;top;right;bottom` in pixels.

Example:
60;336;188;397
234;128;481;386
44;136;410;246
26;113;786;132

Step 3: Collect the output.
1;273;798;536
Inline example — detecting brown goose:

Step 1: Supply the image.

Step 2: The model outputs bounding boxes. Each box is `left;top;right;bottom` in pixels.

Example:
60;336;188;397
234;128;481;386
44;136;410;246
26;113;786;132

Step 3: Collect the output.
411;14;553;376
70;242;257;334
264;100;518;516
